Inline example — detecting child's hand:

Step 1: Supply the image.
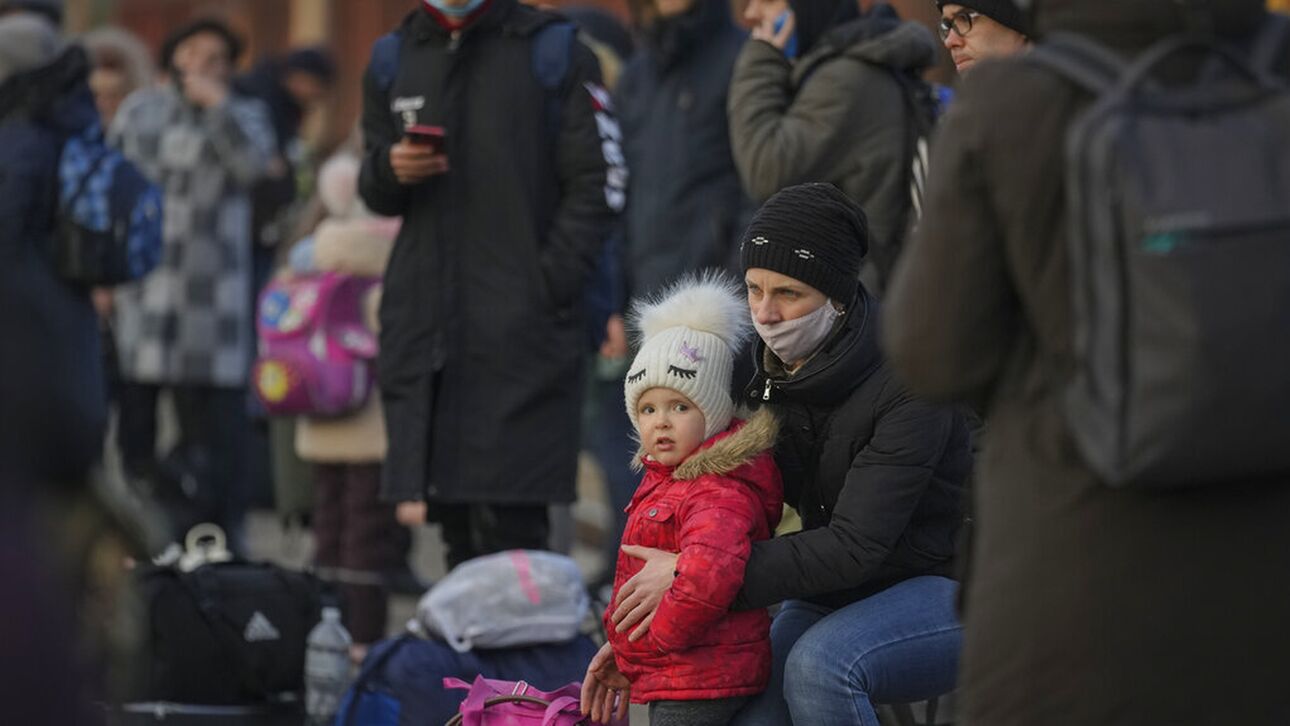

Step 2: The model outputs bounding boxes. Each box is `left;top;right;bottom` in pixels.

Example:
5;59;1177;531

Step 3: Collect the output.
612;545;678;641
580;643;630;723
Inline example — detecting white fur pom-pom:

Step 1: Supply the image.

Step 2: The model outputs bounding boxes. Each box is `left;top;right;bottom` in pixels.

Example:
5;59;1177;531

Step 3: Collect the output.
317;153;362;219
629;272;751;353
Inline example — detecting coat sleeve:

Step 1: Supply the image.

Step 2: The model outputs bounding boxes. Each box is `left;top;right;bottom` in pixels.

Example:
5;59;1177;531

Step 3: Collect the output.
727;41;869;202
735;378;956;609
110;91;164;183
882;83;1019;408
357;52;412;218
203;98;276;188
648;482;766;653
538;41;625;310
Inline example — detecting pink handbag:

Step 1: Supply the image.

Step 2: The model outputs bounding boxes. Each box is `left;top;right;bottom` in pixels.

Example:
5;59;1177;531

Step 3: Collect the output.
443;676;627;726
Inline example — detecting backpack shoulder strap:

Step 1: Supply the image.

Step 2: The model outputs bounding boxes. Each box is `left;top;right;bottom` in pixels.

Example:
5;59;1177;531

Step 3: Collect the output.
370;30;404;101
1029;32;1129;95
1253;12;1290;73
531;20;577;141
531;20;576;92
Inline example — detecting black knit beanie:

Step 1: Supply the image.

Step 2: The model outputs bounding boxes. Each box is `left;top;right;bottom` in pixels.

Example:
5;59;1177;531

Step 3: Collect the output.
936;0;1030;36
739;183;868;303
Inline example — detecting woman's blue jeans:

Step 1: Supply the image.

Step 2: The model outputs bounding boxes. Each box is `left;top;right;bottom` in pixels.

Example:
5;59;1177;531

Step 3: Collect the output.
732;576;962;726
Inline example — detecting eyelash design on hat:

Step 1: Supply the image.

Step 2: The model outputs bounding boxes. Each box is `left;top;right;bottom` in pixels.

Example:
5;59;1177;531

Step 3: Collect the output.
627;369;646;384
668;365;697;380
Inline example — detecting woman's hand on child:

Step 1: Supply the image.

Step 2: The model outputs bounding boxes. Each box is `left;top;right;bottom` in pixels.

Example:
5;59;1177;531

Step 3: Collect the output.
612;545;678;642
581;643;630;724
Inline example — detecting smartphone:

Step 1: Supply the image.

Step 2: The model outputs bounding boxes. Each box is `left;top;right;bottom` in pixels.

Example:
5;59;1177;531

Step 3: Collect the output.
772;11;798;59
404;124;447;153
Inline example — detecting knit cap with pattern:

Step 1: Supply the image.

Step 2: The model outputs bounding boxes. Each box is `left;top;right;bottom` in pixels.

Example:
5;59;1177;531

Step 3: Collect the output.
739;182;869;303
625;274;752;441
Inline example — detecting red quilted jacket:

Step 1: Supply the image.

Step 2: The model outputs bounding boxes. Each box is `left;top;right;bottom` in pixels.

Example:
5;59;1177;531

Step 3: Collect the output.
605;409;783;703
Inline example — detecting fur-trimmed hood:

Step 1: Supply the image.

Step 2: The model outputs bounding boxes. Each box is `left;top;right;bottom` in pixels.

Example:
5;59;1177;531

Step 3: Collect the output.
636;407;779;481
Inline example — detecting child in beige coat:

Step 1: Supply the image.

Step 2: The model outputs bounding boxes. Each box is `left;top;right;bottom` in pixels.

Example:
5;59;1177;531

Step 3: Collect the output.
289;152;401;662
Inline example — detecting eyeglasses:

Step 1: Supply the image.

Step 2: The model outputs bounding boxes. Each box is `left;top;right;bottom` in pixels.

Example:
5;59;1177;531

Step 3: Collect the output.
937;10;981;41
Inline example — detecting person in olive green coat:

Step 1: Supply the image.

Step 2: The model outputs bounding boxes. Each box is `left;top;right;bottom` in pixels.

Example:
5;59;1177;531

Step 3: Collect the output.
883;1;1290;723
728;0;936;289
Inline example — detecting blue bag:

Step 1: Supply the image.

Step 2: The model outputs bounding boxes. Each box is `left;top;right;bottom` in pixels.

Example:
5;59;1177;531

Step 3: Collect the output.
336;633;598;726
53;129;162;285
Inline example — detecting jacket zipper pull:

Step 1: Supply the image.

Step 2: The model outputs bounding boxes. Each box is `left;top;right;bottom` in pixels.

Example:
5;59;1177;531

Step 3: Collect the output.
762;379;773;402
449;30;462;52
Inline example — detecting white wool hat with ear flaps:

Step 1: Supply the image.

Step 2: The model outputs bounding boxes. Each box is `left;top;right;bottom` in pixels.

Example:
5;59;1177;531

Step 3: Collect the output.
624;274;752;441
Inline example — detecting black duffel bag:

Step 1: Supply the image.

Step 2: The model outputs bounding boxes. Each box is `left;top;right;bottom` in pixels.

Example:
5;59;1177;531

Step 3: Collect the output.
129;537;324;705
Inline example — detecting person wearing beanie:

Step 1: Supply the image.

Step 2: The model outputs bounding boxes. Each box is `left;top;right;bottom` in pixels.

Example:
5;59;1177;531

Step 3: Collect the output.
729;0;939;290
580;274;783;725
0;12;62;85
607;184;973;726
936;0;1030;74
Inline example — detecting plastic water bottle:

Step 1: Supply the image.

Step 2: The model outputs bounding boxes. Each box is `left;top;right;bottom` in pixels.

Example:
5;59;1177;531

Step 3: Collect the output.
305;607;352;725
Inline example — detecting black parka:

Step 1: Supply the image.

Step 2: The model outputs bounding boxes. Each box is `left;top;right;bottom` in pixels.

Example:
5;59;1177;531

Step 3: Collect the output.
884;1;1290;723
735;288;971;611
614;0;752;298
359;1;621;505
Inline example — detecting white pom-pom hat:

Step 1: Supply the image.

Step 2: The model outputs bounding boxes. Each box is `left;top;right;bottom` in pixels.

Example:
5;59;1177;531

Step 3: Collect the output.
624;274;752;441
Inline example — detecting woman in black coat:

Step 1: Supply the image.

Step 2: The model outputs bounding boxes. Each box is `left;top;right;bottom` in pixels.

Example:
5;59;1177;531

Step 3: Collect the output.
607;185;972;725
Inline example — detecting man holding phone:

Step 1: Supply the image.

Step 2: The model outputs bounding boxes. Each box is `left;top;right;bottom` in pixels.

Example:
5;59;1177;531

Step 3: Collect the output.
360;0;625;569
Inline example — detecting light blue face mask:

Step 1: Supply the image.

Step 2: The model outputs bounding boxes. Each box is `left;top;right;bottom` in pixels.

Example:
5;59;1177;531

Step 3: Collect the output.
425;0;487;19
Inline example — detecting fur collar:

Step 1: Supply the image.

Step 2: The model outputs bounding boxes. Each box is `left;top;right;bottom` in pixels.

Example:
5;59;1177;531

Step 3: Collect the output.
633;407;779;481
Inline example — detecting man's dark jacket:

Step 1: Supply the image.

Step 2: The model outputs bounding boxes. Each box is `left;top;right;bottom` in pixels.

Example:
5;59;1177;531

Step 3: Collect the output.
614;0;750;298
735;287;971;611
0;47;107;487
359;1;620;505
884;1;1290;723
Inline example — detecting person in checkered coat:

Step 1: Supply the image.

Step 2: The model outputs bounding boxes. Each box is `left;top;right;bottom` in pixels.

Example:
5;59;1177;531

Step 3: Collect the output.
110;18;276;548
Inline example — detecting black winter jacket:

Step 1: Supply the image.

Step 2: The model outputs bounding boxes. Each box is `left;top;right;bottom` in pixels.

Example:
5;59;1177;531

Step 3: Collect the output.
735;288;971;611
359;1;621;505
614;0;752;298
0;47;107;487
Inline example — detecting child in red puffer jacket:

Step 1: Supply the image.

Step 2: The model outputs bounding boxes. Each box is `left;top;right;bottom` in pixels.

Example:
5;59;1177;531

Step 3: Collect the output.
581;275;783;726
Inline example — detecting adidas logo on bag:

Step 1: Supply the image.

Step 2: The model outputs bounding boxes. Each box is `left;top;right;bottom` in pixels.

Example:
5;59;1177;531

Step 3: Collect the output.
243;611;281;642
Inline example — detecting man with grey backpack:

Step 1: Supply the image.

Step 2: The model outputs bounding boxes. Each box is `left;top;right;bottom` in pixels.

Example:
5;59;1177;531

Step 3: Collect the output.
884;1;1290;724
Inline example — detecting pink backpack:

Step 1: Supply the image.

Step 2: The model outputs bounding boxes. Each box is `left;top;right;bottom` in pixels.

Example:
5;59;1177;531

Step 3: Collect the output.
444;676;627;726
252;271;380;417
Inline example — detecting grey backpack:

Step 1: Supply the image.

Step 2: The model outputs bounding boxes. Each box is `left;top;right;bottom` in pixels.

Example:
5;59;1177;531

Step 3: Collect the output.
1030;19;1290;489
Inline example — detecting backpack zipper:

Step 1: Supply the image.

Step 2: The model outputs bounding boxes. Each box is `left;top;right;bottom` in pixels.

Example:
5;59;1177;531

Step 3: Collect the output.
762;378;773;401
